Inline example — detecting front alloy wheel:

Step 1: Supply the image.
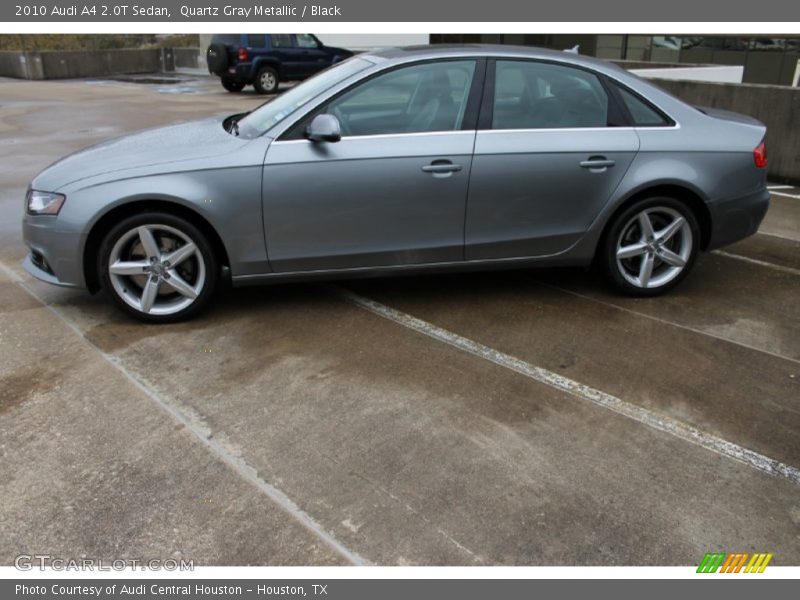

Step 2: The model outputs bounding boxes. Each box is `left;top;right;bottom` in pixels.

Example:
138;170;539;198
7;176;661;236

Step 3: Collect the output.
99;213;218;322
603;198;699;295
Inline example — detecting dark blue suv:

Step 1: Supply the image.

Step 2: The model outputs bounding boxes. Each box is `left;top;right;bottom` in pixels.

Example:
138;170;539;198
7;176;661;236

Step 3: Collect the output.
206;34;353;94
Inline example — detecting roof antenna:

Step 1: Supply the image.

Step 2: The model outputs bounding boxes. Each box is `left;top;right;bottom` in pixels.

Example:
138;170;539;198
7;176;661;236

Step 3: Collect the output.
564;44;580;54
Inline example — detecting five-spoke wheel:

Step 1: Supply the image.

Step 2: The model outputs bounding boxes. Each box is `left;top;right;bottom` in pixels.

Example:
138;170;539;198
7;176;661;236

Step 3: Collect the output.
602;197;699;295
98;213;218;322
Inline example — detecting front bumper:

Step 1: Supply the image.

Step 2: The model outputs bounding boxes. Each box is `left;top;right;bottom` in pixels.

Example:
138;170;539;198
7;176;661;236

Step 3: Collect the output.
706;187;770;250
22;216;87;288
22;254;79;288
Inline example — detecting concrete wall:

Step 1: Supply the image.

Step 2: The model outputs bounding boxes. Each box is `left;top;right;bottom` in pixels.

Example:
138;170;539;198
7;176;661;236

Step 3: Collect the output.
652;78;800;183
0;51;43;79
633;65;744;83
174;47;202;70
0;48;170;80
38;49;162;79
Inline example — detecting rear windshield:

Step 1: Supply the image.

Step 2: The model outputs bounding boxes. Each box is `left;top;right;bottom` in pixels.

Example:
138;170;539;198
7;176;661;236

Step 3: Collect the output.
210;34;241;46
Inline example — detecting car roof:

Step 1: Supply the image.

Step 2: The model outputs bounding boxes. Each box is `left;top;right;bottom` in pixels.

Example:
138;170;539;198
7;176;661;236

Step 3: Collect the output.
361;44;628;76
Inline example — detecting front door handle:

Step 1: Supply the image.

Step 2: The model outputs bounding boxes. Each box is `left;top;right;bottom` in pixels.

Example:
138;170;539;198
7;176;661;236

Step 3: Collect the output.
579;157;616;170
422;161;463;174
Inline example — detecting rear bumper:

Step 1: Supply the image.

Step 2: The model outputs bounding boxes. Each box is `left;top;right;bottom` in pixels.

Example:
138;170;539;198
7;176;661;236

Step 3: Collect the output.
215;64;257;83
706;187;770;250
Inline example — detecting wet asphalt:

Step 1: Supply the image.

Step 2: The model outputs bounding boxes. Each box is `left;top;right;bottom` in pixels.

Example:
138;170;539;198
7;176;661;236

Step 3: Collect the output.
0;75;798;566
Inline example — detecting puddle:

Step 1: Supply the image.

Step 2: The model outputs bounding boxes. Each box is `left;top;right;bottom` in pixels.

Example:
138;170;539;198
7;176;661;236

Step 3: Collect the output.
155;85;205;95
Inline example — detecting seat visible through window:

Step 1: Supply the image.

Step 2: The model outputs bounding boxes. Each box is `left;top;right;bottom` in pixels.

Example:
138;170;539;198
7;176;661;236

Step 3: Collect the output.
325;60;476;137
492;60;609;129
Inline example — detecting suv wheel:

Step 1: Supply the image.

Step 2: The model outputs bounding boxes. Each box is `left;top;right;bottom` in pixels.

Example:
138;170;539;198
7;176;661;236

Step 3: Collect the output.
601;197;700;296
206;43;229;75
98;212;219;323
221;78;245;93
254;66;279;94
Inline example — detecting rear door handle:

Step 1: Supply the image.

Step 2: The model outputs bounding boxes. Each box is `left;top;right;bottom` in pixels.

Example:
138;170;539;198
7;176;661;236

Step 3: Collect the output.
422;161;462;174
579;157;616;169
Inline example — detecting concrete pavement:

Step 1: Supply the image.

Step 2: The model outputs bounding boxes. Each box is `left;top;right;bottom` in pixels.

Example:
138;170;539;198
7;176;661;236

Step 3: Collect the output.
1;75;798;566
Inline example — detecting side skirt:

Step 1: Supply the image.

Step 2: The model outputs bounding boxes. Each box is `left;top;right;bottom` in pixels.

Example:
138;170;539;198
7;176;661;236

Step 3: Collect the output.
230;253;593;287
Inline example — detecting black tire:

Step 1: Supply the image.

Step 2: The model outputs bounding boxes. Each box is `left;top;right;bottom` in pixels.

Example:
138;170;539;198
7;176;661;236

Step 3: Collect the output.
253;66;279;94
97;212;219;323
206;43;229;75
600;196;700;297
221;78;246;93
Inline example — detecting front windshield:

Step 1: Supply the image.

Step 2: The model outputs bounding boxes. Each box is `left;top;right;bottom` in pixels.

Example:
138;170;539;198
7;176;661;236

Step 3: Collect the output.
236;57;372;138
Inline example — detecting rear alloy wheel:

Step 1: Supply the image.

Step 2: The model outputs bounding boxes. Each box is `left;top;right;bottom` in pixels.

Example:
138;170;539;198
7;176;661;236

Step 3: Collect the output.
98;213;218;322
253;66;279;94
602;198;699;296
221;78;246;93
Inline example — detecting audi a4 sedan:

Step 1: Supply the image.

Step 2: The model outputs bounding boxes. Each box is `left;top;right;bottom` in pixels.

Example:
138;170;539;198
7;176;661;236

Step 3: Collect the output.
23;45;770;322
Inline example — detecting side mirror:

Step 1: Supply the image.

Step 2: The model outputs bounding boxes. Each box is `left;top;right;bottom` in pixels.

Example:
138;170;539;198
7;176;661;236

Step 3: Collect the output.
306;114;341;143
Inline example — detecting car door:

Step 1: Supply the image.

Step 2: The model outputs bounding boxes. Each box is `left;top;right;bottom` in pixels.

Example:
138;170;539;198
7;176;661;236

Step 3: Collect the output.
262;59;483;272
269;34;303;79
465;59;640;260
294;34;331;77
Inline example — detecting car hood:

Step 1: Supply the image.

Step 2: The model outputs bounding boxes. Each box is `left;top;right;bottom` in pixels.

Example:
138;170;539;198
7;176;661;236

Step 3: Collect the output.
32;117;248;191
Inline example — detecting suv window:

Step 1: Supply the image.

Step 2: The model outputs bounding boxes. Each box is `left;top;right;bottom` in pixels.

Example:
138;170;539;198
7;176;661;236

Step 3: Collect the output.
272;34;294;48
492;60;609;129
247;34;267;48
296;34;319;49
614;84;671;126
325;61;477;137
211;34;241;46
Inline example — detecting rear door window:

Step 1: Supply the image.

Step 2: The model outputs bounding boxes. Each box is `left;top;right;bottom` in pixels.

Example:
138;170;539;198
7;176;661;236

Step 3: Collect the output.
492;60;609;129
211;34;241;46
272;34;294;48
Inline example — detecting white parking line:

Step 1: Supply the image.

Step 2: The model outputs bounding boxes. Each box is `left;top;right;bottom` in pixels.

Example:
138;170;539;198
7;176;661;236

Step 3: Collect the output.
0;260;371;567
334;286;800;487
756;230;800;243
770;191;800;200
542;282;800;367
712;250;800;277
767;185;795;190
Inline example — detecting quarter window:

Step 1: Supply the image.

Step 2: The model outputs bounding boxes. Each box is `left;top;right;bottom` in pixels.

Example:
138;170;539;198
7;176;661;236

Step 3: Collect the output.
614;84;670;126
324;61;477;137
492;60;609;129
296;34;319;49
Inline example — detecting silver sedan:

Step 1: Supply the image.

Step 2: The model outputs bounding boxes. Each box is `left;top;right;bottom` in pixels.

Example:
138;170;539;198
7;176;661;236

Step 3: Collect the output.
22;45;770;322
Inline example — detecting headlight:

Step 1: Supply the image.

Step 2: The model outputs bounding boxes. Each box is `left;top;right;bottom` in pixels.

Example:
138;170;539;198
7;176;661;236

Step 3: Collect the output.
27;190;66;215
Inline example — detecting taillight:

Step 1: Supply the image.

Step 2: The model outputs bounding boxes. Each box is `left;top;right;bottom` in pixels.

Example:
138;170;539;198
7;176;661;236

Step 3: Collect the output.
238;48;248;62
753;140;767;168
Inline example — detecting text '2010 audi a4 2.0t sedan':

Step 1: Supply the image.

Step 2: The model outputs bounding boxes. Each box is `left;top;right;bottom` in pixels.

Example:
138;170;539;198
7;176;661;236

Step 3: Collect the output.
22;45;770;322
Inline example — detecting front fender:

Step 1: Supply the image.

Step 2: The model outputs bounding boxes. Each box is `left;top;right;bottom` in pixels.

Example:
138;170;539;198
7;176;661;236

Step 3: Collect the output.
63;166;271;279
